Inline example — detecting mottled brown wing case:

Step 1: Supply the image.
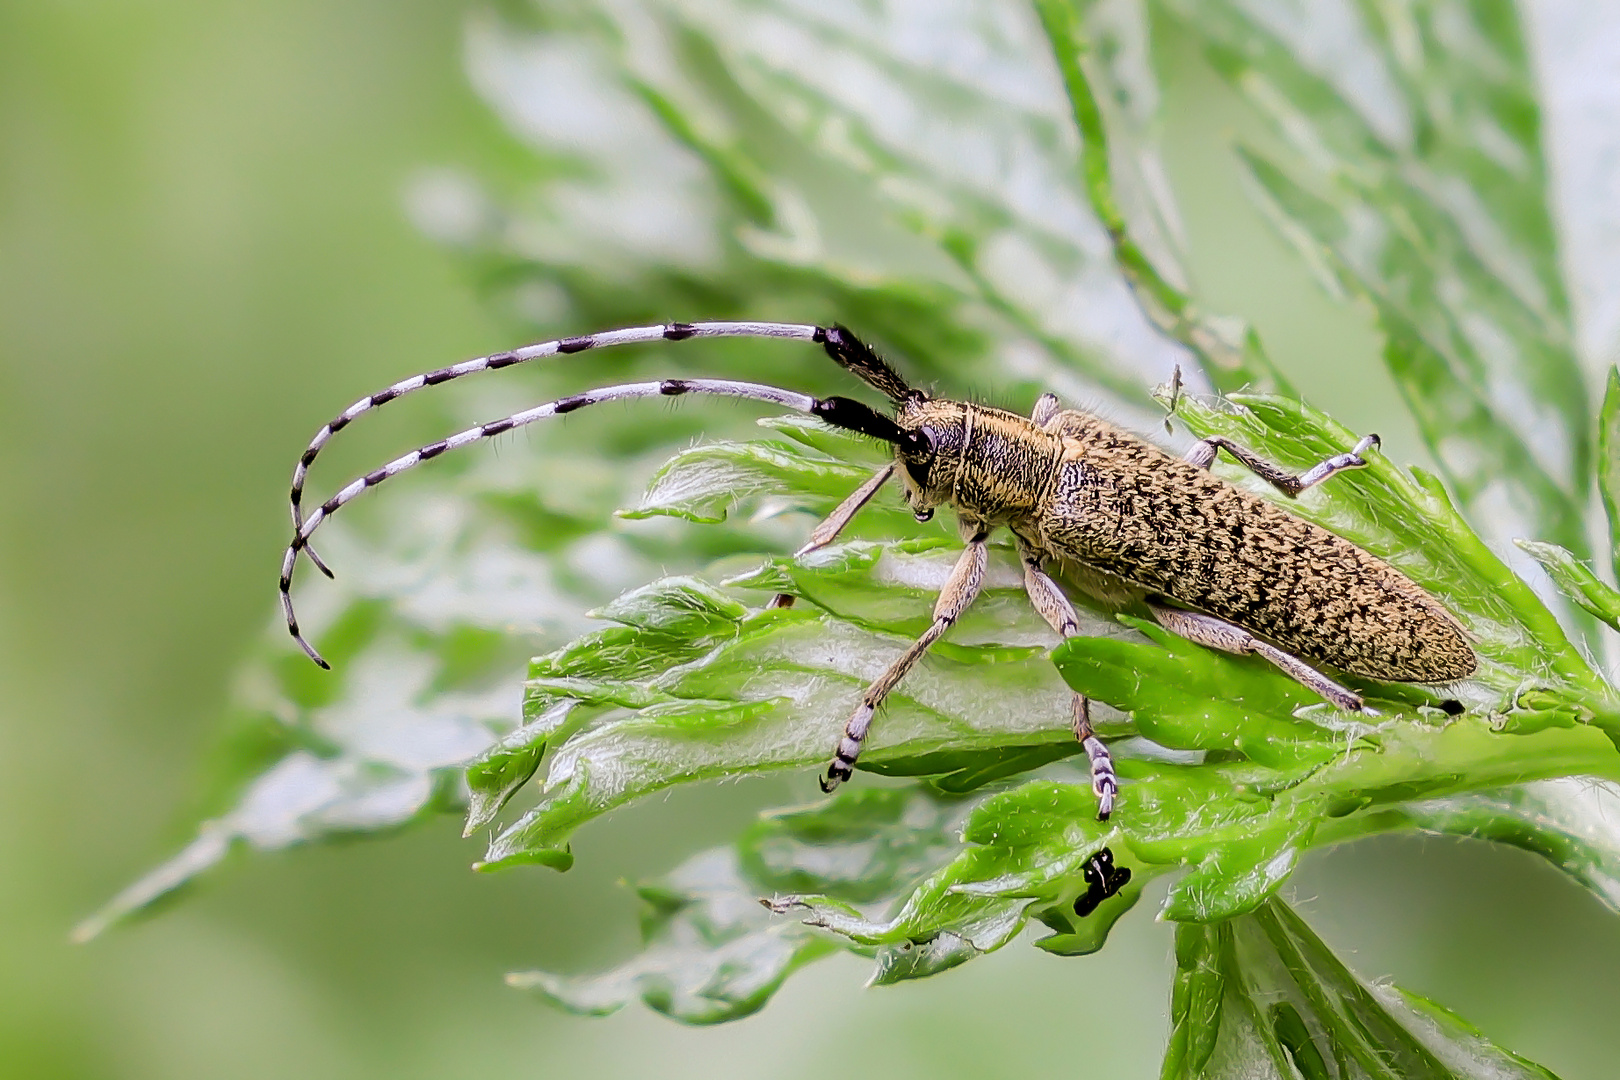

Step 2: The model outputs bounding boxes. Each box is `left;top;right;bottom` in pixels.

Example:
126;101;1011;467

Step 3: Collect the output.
1037;417;1476;682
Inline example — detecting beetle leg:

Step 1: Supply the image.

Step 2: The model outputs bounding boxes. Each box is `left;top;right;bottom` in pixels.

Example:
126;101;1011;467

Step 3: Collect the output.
1185;434;1380;497
1147;603;1365;712
821;533;989;792
1016;540;1118;819
769;464;896;609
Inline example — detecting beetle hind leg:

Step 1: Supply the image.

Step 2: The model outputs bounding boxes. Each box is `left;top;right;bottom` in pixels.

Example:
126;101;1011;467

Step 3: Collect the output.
1146;602;1365;712
1185;434;1380;497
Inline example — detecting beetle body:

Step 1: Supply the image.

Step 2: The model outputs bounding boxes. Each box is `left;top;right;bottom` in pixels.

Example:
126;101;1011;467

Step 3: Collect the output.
890;397;1475;683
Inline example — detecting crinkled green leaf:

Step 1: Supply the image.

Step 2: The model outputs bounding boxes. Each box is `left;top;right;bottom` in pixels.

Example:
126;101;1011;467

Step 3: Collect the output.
1600;367;1620;578
739;787;963;903
762;750;1532;963
509;786;981;1016
1161;899;1562;1079
506;849;838;1023
768;782;1121;955
1161;0;1587;553
1029;866;1144;958
478;584;1080;871
1515;539;1620;633
1034;0;1292;395
463;711;553;836
1056;615;1619;928
1054;617;1343;769
1393;778;1620;916
610;0;1191;406
765;716;1615;953
491;494;1603;908
1160;815;1314;924
622;439;889;526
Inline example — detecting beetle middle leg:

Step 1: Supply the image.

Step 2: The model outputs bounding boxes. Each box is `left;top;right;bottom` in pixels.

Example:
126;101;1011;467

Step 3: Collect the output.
1017;540;1118;819
822;532;988;792
1185;434;1380;497
1146;602;1365;712
768;463;896;610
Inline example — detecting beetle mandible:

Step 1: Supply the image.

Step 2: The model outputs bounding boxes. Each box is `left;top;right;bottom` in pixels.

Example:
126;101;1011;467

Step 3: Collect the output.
279;321;1478;820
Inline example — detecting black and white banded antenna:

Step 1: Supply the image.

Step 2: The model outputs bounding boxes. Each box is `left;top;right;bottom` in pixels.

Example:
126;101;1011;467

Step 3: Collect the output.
288;321;911;573
283;321;922;668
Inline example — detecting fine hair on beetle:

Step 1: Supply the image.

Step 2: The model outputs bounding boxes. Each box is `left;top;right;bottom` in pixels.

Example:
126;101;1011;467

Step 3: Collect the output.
281;320;1478;823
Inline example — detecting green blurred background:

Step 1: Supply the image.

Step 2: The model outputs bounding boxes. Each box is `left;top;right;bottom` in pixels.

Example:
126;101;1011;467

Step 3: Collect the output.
3;2;1618;1077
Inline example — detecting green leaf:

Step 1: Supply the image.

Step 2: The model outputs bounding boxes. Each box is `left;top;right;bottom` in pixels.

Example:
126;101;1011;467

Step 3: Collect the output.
1600;368;1620;578
1033;0;1293;395
1160;816;1313;923
738;787;962;903
1162;0;1588;552
767;781;1121;958
621;439;889;526
1161;922;1227;1079
463;715;550;836
1515;539;1620;632
506;849;838;1024
1054;618;1342;770
784;723;1620;953
511;785;984;1019
1394;779;1620;916
1160;899;1562;1079
614;0;1191;404
477;589;1079;871
757;728;1620;971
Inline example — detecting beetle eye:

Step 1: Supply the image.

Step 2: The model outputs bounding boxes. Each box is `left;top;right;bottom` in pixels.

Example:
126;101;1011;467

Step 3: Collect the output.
901;428;936;487
900;429;933;459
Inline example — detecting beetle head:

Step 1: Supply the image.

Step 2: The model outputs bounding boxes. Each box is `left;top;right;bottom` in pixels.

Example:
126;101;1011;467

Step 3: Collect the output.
894;397;966;518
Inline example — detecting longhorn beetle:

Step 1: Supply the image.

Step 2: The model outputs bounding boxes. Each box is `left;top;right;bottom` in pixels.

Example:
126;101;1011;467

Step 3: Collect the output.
280;321;1478;820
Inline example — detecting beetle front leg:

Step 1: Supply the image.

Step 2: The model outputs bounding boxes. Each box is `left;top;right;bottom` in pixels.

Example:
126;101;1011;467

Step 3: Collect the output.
1185;434;1380;497
821;532;988;792
769;464;896;609
1146;602;1367;713
1017;540;1118;819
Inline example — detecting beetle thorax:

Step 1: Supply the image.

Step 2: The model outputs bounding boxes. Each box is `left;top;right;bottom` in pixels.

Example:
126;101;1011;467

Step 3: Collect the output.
895;399;1058;528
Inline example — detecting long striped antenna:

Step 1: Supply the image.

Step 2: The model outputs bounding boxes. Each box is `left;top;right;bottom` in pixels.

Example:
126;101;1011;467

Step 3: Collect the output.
281;374;919;668
288;321;913;576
